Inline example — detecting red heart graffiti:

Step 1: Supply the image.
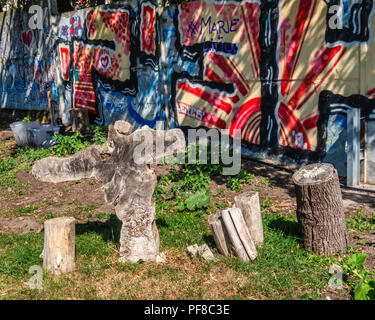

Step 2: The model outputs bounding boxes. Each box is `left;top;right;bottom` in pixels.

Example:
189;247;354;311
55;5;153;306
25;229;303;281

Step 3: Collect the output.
22;30;33;48
100;56;110;69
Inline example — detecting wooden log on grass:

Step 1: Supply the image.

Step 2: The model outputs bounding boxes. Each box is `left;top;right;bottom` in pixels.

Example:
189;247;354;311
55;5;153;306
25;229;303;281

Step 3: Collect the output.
221;208;257;261
208;212;232;256
43;217;76;275
234;191;264;245
293;163;348;256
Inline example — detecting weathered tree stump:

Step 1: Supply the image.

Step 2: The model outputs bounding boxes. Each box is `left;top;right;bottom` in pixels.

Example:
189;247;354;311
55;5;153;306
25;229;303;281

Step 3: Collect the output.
293;163;347;256
69;108;90;133
234;192;264;245
221;208;257;261
42;217;76;275
208;212;232;256
33;121;185;263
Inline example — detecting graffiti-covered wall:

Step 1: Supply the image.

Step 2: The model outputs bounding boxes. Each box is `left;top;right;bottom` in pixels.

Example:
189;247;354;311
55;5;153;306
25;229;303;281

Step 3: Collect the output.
2;0;375;177
164;0;375;170
0;8;58;110
54;1;164;129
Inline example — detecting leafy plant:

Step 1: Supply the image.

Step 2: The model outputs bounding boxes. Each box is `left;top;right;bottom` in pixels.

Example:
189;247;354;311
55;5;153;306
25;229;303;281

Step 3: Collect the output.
346;209;375;232
355;279;375;300
216;188;225;196
17;147;52;165
168;142;225;192
158;175;172;187
52;132;90;157
259;177;274;188
84;205;99;212
179;189;211;211
216;202;228;210
18;205;39;215
357;239;366;246
0;158;26;188
338;253;375;300
0;158;16;175
96;213;113;220
22;116;32;123
227;168;255;192
260;196;273;210
44;200;53;207
41;211;55;220
90;125;108;145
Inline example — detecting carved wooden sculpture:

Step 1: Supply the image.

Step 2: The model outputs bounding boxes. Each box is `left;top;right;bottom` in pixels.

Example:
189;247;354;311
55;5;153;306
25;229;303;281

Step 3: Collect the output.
33;121;185;263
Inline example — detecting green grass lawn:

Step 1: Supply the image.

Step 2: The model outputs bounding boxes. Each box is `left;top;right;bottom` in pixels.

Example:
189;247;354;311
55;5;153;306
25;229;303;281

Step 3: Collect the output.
0;212;334;300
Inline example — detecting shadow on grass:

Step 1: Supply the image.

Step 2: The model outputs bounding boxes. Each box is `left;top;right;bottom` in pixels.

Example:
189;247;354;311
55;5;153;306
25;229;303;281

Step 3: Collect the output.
203;234;216;248
267;215;302;240
155;217;169;229
76;214;122;244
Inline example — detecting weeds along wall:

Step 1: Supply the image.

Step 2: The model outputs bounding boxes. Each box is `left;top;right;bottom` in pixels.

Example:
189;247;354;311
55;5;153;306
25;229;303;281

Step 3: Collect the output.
1;0;375;176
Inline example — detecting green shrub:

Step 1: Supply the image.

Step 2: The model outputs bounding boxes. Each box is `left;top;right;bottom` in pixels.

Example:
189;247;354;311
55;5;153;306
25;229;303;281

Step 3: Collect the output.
227;168;255;191
52;132;90;157
89;125;108;145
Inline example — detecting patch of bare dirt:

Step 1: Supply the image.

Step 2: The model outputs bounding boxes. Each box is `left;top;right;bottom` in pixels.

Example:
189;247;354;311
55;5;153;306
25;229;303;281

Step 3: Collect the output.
0;216;43;235
347;232;375;269
0;168;115;234
0;130;13;142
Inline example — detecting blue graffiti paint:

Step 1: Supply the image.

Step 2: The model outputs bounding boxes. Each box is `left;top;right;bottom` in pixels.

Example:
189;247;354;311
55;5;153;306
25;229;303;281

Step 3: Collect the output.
193;17;240;39
127;96;159;127
203;41;238;55
326;113;347;152
342;0;350;28
98;82;126;113
323;113;348;176
60;16;83;39
182;60;198;75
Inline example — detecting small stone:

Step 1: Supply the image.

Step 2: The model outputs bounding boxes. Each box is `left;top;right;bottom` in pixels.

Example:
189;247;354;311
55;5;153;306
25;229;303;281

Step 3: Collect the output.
187;244;199;258
197;244;216;262
187;243;215;262
155;252;166;264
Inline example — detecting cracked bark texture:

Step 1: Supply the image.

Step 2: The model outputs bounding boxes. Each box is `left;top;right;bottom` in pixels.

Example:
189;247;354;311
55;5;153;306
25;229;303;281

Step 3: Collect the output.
33;121;186;263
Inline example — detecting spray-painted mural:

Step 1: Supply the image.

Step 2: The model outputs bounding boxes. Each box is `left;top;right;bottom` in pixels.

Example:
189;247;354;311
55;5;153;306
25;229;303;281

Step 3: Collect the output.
0;8;58;111
54;1;163;129
164;0;375;167
162;0;375;171
2;0;375;176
